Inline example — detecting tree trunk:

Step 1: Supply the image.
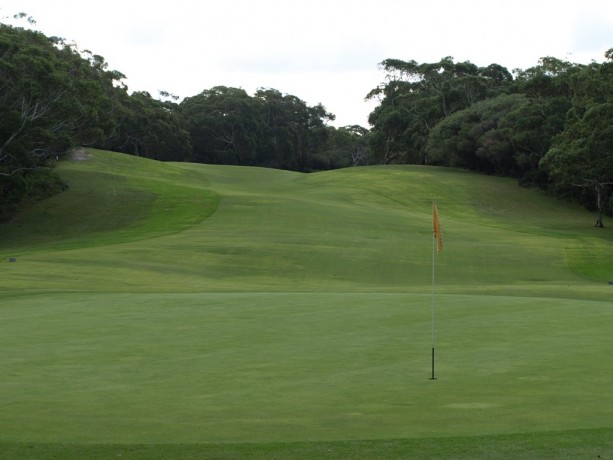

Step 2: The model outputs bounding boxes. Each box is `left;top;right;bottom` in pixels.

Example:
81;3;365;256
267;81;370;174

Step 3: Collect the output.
594;184;606;227
595;210;604;227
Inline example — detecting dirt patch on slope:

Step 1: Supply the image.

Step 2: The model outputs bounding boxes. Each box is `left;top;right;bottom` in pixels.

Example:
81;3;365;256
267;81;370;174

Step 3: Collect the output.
70;148;91;161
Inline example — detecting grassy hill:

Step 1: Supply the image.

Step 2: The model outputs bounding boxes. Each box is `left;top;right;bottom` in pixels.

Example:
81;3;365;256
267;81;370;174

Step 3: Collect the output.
0;149;612;458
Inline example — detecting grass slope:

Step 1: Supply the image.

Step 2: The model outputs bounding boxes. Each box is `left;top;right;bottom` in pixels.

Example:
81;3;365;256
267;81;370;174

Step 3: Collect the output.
0;149;612;458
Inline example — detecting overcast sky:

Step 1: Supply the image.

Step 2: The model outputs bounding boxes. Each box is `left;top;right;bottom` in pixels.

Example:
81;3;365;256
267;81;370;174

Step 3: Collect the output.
3;0;613;127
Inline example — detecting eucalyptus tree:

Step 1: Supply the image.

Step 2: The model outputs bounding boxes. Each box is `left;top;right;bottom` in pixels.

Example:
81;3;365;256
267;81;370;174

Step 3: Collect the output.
339;125;371;167
254;88;333;170
305;124;367;170
102;90;192;161
0;22;121;220
254;88;297;168
285;99;333;171
501;94;569;183
181;86;263;165
0;25;114;173
181;86;334;170
426;94;525;175
367;57;513;164
540;51;613;226
541;103;613;227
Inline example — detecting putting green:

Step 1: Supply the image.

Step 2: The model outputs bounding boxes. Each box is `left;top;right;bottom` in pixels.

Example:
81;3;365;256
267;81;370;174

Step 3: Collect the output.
1;291;611;443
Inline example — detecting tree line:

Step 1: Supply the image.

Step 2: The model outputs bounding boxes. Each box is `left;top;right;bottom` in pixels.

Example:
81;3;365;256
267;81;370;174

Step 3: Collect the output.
0;20;368;221
368;54;613;225
1;17;612;225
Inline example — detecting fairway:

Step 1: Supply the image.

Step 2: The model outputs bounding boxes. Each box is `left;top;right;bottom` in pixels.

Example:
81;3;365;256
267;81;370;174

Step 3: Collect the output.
1;150;612;456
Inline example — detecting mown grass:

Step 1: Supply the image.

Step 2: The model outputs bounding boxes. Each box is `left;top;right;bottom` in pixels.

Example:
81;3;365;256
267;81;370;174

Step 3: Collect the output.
0;150;219;251
1;427;612;459
1;292;612;445
1;149;612;458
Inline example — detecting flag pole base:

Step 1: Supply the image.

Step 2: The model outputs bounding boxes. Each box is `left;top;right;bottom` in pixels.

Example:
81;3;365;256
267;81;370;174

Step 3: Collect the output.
430;346;436;380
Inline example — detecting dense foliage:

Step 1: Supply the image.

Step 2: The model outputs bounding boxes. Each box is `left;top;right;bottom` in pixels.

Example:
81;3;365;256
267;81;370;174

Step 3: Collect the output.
0;22;123;220
0;21;367;221
368;54;613;223
180;86;340;170
1;16;611;224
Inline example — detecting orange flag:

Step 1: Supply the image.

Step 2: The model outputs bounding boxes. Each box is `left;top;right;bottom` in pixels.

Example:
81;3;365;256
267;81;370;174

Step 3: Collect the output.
433;201;443;253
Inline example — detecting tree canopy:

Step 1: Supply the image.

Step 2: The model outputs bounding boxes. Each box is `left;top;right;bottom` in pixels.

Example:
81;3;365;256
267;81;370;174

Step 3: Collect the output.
0;22;123;220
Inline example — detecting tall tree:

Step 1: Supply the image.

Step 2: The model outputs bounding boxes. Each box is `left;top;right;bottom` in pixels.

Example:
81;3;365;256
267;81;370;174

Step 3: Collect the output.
334;125;371;167
0;22;121;220
182;86;334;171
254;88;299;169
367;57;513;164
539;51;613;226
426;94;526;175
181;86;262;165
101;90;192;161
541;102;613;227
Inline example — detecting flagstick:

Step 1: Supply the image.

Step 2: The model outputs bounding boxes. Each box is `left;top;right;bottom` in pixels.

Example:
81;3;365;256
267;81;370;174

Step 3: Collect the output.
431;231;437;380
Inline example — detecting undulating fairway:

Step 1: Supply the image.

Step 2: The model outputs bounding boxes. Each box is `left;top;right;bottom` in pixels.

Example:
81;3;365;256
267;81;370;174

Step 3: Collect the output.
1;149;612;458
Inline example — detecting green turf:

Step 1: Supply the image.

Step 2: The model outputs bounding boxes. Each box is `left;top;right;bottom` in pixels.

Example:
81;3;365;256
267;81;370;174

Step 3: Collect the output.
0;149;612;458
1;428;613;459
